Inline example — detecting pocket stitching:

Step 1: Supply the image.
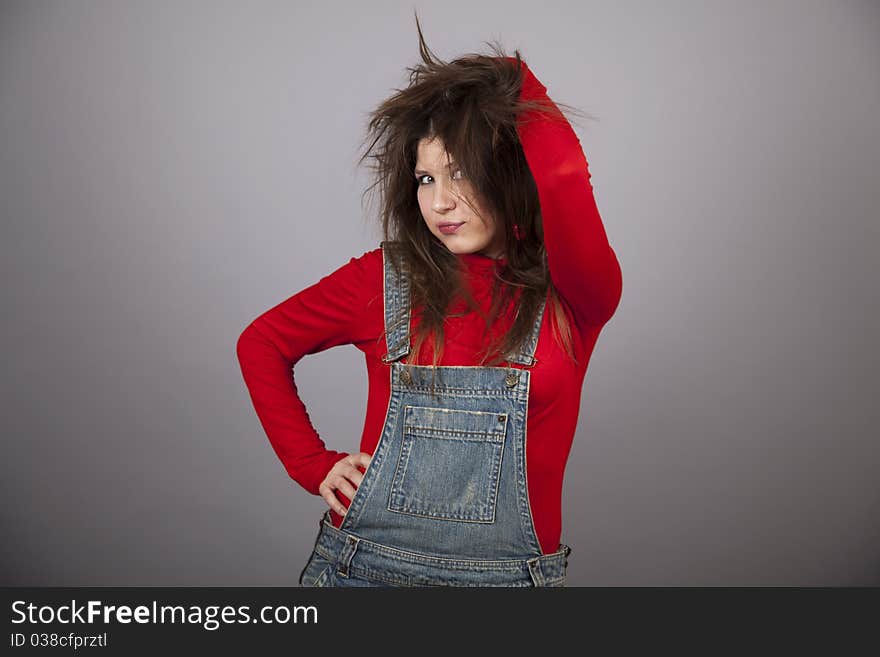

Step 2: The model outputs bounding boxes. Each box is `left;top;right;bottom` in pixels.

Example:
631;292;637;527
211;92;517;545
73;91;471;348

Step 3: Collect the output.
387;405;507;523
299;552;334;587
312;565;333;587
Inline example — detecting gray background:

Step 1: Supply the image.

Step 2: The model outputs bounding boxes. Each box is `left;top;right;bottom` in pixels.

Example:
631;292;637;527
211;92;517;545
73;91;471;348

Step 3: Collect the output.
2;0;877;586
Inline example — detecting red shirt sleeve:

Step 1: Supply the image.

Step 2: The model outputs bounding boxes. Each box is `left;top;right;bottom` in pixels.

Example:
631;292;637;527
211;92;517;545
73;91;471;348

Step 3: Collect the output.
236;249;381;495
513;59;623;329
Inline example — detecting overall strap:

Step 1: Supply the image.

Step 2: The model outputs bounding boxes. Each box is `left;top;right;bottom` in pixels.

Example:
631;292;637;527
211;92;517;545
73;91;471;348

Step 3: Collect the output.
504;293;546;367
380;241;412;363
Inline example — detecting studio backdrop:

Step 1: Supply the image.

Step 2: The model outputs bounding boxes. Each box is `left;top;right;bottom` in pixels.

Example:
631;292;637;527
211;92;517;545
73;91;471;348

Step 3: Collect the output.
1;0;878;586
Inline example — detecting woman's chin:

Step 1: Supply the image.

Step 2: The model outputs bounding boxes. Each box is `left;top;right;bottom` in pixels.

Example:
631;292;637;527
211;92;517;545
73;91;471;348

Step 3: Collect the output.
439;238;475;254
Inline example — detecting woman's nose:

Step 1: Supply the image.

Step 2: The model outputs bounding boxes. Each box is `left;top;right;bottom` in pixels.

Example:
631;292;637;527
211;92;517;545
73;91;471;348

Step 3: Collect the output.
432;184;456;212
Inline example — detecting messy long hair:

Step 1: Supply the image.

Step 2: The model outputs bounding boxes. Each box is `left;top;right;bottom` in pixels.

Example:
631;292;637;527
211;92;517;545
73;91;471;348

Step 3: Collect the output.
356;12;589;371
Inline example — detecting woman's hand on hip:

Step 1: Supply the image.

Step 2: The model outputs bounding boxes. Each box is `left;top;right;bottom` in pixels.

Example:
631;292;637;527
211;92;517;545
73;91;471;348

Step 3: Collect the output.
318;452;372;516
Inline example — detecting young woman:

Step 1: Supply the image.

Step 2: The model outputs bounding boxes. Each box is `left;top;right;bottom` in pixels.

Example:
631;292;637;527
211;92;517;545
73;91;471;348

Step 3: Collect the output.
236;29;622;587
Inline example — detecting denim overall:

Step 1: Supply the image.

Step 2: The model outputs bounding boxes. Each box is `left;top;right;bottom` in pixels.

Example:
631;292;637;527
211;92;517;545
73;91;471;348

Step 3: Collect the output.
298;242;572;587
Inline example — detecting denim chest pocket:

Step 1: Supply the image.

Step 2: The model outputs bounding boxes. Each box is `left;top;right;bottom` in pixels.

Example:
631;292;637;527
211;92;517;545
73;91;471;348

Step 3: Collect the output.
387;405;508;523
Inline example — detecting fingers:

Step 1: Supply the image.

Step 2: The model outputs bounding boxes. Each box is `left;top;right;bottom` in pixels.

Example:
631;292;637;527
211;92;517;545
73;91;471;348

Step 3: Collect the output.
320;487;348;517
348;468;364;489
348;452;373;488
334;476;358;501
318;452;374;517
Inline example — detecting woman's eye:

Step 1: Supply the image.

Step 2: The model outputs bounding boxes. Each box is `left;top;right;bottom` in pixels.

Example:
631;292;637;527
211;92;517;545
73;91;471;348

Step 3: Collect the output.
416;169;464;185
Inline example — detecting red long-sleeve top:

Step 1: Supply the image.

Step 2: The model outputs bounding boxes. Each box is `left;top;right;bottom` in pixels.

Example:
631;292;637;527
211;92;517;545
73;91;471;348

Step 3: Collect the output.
236;60;622;555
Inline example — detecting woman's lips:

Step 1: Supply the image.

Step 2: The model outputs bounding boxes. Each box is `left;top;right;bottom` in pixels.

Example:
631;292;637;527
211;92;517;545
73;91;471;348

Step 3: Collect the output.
438;222;464;234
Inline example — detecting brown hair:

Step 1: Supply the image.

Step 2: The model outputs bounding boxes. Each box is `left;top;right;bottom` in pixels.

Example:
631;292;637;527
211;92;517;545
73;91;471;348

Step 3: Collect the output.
356;11;589;372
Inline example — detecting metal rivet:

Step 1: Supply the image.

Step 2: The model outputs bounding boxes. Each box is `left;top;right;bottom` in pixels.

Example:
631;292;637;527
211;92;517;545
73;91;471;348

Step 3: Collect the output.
400;370;412;384
497;414;505;422
504;373;518;387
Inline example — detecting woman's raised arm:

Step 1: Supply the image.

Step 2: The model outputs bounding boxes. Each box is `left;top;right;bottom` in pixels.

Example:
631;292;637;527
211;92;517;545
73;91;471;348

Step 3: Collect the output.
513;59;623;329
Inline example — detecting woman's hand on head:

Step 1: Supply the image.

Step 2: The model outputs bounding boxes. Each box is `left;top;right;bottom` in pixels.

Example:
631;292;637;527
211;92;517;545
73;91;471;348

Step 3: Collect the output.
318;452;373;516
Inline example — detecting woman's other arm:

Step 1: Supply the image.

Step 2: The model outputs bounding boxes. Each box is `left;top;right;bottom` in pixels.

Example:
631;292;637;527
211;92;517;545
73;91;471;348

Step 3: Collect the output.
236;250;379;496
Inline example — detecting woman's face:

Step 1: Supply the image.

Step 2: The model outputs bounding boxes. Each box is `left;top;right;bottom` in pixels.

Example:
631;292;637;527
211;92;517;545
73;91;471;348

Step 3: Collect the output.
414;137;506;259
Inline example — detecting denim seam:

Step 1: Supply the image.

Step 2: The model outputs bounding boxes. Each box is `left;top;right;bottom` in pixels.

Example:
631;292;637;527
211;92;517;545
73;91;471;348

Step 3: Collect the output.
350;564;535;587
404;427;505;440
519;366;544;555
393;386;524;400
321;535;559;571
